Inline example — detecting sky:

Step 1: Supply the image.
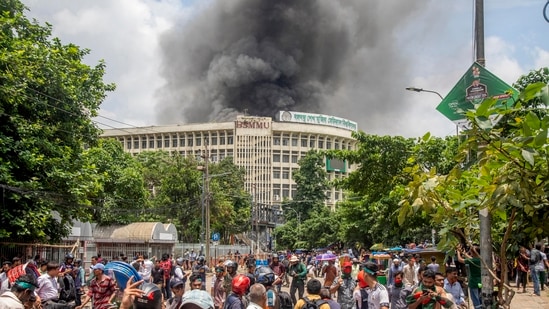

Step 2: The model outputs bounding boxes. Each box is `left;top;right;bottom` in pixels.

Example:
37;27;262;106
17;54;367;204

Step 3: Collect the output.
20;0;549;138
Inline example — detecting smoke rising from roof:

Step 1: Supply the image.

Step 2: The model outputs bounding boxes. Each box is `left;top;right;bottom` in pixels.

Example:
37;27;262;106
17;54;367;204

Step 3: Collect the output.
156;0;438;131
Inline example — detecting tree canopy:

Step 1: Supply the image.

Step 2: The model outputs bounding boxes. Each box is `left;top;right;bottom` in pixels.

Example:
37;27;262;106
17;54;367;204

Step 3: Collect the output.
0;0;114;242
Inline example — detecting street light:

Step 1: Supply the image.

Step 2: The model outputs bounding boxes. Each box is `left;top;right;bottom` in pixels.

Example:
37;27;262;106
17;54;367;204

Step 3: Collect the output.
405;87;444;100
283;207;301;226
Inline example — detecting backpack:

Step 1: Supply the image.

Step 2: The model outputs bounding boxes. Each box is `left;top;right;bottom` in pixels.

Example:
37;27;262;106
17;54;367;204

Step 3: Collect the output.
277;291;293;309
302;296;326;309
356;288;368;309
59;274;77;302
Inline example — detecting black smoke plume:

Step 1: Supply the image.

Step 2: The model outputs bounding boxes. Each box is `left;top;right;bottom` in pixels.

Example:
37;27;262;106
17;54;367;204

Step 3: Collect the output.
156;0;440;130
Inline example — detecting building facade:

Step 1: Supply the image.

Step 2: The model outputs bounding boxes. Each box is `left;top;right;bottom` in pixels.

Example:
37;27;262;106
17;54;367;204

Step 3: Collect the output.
101;111;357;247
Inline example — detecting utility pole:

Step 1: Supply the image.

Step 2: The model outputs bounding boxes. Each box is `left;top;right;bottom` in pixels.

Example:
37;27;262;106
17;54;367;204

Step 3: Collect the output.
203;144;211;264
475;0;493;307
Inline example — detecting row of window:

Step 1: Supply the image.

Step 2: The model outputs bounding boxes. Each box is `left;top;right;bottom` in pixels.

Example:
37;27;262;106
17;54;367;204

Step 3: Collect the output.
121;133;235;150
272;134;353;150
118;132;353;151
272;189;342;200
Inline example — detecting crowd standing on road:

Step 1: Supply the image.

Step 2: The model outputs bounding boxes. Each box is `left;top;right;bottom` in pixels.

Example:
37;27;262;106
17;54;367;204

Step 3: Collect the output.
0;242;548;309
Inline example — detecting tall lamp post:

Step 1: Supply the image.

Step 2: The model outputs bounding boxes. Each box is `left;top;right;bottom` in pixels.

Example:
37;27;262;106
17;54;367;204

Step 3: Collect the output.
405;87;460;141
405;87;444;99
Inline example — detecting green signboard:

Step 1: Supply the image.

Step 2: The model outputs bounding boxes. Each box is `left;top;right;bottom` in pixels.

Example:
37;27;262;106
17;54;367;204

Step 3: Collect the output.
436;62;518;129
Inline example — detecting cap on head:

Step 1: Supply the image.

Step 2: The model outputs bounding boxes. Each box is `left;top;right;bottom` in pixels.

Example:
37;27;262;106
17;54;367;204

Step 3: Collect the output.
393;258;400;263
92;263;105;271
362;261;378;276
170;278;185;289
289;255;299;263
181;289;214;309
343;261;353;268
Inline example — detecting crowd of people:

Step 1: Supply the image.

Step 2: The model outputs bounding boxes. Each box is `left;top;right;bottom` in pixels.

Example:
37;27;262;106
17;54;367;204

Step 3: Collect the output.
0;242;547;309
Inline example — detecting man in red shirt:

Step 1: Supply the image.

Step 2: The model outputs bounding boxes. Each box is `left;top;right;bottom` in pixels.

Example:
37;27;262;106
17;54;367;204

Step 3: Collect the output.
160;254;174;299
76;263;116;309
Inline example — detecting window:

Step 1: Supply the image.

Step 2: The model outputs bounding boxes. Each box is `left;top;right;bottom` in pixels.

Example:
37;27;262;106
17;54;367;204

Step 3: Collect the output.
335;141;340;150
292;138;298;146
273;171;280;179
133;138;139;149
149;140;154;149
273;154;281;162
309;138;316;148
282;171;289;179
180;136;185;147
282;189;290;198
164;138;170;148
335;192;340;200
228;136;233;144
273;137;281;145
326;138;332;149
282;155;289;163
220;135;226;145
126;141;132;149
211;134;217;145
141;139;147;149
188;138;193;147
318;140;324;149
195;136;202;146
172;136;178;147
282;138;289;146
156;138;162;148
292;155;298;163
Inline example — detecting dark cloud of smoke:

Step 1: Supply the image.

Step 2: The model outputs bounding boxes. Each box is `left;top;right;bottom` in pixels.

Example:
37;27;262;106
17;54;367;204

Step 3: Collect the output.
156;0;441;131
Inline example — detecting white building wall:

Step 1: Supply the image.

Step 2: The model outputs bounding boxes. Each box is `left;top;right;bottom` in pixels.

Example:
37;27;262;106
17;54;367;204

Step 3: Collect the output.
101;116;356;209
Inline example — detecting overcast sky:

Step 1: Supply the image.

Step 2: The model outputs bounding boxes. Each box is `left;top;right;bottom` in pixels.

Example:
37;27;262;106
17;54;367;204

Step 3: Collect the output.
21;0;549;138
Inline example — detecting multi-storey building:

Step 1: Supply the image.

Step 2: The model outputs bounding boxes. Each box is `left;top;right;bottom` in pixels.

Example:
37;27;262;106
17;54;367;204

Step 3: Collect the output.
101;111;358;249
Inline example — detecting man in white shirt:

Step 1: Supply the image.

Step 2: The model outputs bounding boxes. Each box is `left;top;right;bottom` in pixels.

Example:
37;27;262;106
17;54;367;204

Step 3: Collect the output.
37;262;60;303
139;255;154;282
402;258;417;288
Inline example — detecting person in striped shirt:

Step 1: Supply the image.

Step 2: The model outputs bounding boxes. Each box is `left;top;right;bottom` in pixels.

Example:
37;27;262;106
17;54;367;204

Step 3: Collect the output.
76;263;116;309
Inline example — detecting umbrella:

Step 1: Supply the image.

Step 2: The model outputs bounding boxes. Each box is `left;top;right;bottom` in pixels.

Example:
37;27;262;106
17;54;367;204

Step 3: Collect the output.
318;253;337;261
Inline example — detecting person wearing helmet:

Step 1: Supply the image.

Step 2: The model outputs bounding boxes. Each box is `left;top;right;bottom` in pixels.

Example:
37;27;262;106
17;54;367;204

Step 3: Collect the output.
173;257;189;293
192;256;209;291
211;266;226;309
225;275;250;309
59;253;75;276
268;254;285;293
255;267;280;309
223;260;237;296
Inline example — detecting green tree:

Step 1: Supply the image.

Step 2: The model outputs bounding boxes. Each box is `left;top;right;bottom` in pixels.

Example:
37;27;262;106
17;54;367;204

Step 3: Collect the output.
82;139;148;225
399;81;549;307
274;150;331;249
289;150;329;221
0;0;114;242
